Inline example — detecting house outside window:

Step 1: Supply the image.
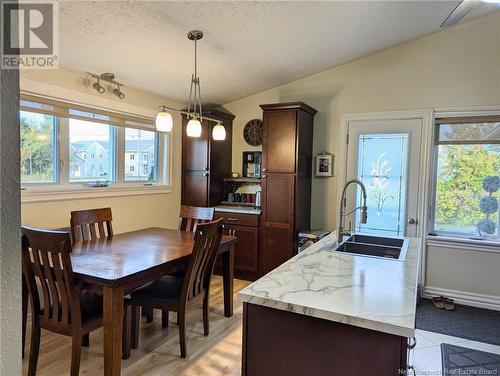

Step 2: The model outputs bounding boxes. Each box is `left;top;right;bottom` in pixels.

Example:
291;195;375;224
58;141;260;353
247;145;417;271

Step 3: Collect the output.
431;117;500;242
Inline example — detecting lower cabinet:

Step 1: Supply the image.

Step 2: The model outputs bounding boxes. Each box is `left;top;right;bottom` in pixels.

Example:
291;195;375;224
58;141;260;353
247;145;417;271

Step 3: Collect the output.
214;212;259;281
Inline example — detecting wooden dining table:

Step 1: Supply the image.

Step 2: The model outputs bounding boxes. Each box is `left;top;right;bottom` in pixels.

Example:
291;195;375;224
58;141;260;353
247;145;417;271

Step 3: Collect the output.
70;227;237;376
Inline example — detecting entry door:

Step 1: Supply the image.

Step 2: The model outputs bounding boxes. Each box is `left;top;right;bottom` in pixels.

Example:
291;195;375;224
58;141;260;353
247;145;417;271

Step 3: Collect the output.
346;118;423;237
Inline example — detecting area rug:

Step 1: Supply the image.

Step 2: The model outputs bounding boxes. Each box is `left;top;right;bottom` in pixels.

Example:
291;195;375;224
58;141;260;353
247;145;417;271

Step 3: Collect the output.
416;298;500;346
441;343;500;374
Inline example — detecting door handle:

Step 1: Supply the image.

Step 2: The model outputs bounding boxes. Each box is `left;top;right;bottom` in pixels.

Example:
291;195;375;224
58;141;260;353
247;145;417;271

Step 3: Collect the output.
408;218;418;225
203;172;209;177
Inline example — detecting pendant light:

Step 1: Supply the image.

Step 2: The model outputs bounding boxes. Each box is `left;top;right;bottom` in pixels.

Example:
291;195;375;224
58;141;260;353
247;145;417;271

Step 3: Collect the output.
155;105;173;132
212;123;226;140
155;30;226;141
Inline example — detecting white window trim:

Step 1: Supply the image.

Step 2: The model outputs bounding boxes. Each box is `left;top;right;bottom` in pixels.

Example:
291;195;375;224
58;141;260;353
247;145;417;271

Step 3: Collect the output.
429;108;500;245
426;235;500;254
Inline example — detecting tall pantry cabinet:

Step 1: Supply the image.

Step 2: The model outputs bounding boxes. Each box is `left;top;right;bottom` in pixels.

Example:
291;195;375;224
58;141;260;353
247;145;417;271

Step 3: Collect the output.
259;102;317;274
181;109;235;207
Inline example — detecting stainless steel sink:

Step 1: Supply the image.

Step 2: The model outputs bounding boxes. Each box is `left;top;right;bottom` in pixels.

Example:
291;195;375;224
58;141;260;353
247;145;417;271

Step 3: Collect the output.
334;234;408;261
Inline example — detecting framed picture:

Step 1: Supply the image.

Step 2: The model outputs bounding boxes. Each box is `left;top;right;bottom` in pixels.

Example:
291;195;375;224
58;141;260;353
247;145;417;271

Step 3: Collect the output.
315;153;334;177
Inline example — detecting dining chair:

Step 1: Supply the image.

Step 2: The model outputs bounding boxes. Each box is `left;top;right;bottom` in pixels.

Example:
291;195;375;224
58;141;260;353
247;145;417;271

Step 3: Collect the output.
142;205;216;324
70;207;113;243
130;218;224;358
178;205;215;232
22;226;132;376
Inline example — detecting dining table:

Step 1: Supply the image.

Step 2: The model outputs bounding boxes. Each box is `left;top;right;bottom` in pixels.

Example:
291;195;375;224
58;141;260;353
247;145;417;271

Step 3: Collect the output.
70;227;237;376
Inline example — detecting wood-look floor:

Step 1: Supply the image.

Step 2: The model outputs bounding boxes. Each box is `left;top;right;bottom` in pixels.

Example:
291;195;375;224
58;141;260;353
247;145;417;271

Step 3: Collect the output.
23;277;251;376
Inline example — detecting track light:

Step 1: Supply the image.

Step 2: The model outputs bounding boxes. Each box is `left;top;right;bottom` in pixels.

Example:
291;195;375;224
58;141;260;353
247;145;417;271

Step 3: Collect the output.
113;86;125;100
87;72;126;100
92;80;105;94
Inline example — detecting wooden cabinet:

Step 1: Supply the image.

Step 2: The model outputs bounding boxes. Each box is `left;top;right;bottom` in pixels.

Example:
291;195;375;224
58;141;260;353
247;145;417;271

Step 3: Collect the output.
259;102;316;274
214;212;259;280
181;109;235;207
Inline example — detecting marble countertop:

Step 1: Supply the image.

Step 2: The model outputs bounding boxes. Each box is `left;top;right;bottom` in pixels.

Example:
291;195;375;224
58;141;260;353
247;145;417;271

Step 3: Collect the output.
238;232;421;338
214;205;261;215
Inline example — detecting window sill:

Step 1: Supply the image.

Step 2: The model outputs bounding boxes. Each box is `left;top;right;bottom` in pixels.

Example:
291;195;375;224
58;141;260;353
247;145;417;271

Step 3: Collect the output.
426;235;500;254
21;184;172;203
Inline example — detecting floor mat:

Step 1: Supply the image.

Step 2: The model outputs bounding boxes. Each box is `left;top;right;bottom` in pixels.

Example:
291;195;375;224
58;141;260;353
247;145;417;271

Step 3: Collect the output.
416;298;500;346
441;343;500;374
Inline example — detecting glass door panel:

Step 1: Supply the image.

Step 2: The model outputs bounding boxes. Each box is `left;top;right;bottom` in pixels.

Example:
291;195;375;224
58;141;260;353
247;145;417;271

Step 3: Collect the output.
355;133;409;236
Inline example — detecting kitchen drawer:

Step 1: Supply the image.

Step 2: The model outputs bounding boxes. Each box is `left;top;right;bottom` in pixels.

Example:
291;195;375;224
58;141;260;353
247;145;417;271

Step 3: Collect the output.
214;212;259;227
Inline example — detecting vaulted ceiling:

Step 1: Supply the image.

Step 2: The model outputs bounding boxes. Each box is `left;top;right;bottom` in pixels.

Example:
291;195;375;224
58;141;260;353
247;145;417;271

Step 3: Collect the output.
58;1;498;104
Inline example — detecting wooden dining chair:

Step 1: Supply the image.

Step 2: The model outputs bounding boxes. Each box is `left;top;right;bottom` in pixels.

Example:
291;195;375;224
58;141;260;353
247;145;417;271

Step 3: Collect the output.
141;205;216;324
178;205;215;232
70;207;113;243
22;226;132;376
130;218;224;358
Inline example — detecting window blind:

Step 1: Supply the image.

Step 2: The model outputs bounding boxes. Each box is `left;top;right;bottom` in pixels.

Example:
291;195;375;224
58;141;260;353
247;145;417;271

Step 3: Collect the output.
20;94;155;131
435;116;500;145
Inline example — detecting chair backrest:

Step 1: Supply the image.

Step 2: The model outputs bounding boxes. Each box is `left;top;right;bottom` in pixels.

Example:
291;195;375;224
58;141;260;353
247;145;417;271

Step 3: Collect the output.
178;205;215;233
21;226;81;327
70;207;113;243
182;219;223;301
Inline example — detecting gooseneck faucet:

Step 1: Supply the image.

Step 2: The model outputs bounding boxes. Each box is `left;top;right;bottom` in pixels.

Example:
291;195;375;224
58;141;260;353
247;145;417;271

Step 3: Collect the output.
338;179;368;242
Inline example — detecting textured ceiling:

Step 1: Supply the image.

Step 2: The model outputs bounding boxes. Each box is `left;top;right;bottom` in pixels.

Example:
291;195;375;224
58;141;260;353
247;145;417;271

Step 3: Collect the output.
59;1;497;105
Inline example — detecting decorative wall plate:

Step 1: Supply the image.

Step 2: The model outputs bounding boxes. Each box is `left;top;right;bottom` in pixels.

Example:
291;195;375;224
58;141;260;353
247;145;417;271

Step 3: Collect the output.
243;119;263;146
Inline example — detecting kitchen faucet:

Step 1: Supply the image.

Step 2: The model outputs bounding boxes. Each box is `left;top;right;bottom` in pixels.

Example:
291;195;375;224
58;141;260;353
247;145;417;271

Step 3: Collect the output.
338;179;368;242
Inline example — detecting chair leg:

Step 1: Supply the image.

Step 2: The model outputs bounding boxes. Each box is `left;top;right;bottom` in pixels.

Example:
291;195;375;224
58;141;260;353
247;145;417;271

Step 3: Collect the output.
22;277;28;359
131;304;140;349
122;304;131;359
70;334;82;376
81;333;89;347
162;310;169;329
203;293;209;336
179;310;187;358
27;320;41;376
145;306;154;323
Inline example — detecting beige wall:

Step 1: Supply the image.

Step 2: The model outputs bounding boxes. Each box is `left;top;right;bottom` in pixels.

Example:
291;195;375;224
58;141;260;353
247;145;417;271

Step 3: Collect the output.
225;11;500;231
224;12;500;304
20;68;183;232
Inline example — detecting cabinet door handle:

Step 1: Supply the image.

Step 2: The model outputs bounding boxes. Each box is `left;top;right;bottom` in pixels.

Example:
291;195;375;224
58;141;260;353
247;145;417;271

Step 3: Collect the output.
226;217;238;221
262;174;267;178
262;168;266;172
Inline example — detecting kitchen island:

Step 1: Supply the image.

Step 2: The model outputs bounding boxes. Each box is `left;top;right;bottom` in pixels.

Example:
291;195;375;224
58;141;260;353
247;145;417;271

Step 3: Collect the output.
238;232;421;375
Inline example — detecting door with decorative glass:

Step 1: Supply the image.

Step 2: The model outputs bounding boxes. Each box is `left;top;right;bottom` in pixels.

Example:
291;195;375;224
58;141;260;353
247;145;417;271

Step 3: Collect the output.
345;118;423;237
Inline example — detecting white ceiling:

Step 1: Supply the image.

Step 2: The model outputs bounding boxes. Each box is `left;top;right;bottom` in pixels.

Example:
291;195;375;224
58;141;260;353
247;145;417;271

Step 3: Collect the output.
59;1;498;105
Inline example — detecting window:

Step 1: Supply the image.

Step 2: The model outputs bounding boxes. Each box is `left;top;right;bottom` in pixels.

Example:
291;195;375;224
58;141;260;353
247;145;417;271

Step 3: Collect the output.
69;119;115;182
20;110;57;184
432;118;500;241
20;96;168;193
124;128;158;181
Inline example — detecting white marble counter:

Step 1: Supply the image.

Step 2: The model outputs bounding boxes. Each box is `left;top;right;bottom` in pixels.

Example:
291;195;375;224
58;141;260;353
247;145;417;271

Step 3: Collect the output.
214;205;261;215
238;232;421;338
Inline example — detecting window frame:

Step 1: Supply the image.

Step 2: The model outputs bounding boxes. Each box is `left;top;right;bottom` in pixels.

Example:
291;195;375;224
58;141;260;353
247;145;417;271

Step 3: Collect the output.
123;127;160;183
429;116;500;243
20;95;171;202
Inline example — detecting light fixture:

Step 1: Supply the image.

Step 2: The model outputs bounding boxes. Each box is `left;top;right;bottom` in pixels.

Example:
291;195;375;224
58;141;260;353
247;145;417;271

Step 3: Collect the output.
87;72;126;100
186;118;202;137
155;30;226;140
92;79;105;94
113;85;125;100
212;122;226;141
155;106;174;132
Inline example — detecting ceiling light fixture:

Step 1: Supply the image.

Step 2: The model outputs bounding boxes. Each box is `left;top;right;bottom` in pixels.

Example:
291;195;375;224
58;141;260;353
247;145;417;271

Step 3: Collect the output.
155;30;226;140
92;79;105;94
87;72;126;100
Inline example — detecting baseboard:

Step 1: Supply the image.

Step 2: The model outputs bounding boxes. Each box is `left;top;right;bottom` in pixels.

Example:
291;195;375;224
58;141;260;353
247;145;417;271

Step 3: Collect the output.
423;286;500;311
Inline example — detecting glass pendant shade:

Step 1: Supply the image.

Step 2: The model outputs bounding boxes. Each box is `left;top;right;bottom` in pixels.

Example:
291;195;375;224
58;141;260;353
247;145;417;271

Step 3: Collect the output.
186;118;202;137
212;123;226;141
155;111;173;132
